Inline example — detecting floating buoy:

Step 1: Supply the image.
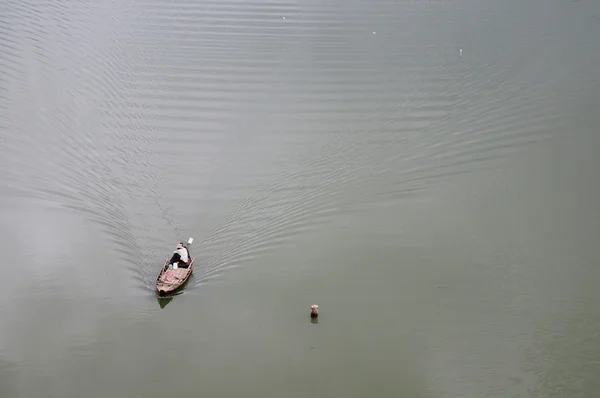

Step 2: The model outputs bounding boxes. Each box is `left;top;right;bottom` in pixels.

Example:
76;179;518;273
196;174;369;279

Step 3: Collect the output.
310;304;319;317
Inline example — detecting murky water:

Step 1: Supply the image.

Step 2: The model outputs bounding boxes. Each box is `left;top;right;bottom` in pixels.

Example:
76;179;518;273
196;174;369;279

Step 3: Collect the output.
1;0;599;397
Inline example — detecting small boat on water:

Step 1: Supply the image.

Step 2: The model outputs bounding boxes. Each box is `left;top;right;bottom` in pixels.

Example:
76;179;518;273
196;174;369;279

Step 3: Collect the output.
156;237;195;296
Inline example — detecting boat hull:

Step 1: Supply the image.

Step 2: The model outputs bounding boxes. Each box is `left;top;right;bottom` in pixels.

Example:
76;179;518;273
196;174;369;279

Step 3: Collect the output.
156;257;195;296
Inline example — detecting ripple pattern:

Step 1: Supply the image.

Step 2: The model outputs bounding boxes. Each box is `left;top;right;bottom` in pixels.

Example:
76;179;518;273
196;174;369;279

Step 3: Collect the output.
1;0;597;293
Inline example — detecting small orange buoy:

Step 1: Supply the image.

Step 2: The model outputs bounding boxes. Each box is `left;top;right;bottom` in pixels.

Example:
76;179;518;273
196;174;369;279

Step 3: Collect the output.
310;304;319;318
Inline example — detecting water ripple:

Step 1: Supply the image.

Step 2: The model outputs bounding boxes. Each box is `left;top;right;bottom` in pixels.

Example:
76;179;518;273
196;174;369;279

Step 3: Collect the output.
1;0;591;295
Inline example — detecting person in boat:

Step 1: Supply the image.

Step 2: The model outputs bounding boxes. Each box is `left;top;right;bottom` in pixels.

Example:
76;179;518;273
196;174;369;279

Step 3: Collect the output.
169;242;190;268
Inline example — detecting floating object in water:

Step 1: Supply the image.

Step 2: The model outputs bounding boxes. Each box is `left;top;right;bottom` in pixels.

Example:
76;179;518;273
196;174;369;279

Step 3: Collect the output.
156;237;195;296
310;304;319;317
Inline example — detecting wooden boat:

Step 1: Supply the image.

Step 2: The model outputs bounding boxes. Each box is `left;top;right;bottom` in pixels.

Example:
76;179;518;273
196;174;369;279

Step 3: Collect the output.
156;237;195;296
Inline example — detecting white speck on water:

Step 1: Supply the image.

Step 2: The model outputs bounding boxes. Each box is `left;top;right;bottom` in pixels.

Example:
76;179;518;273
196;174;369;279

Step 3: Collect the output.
459;48;463;55
282;16;286;19
373;31;376;35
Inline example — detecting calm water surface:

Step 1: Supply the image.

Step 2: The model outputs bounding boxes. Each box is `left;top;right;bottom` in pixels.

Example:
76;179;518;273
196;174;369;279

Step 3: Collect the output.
1;0;599;397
